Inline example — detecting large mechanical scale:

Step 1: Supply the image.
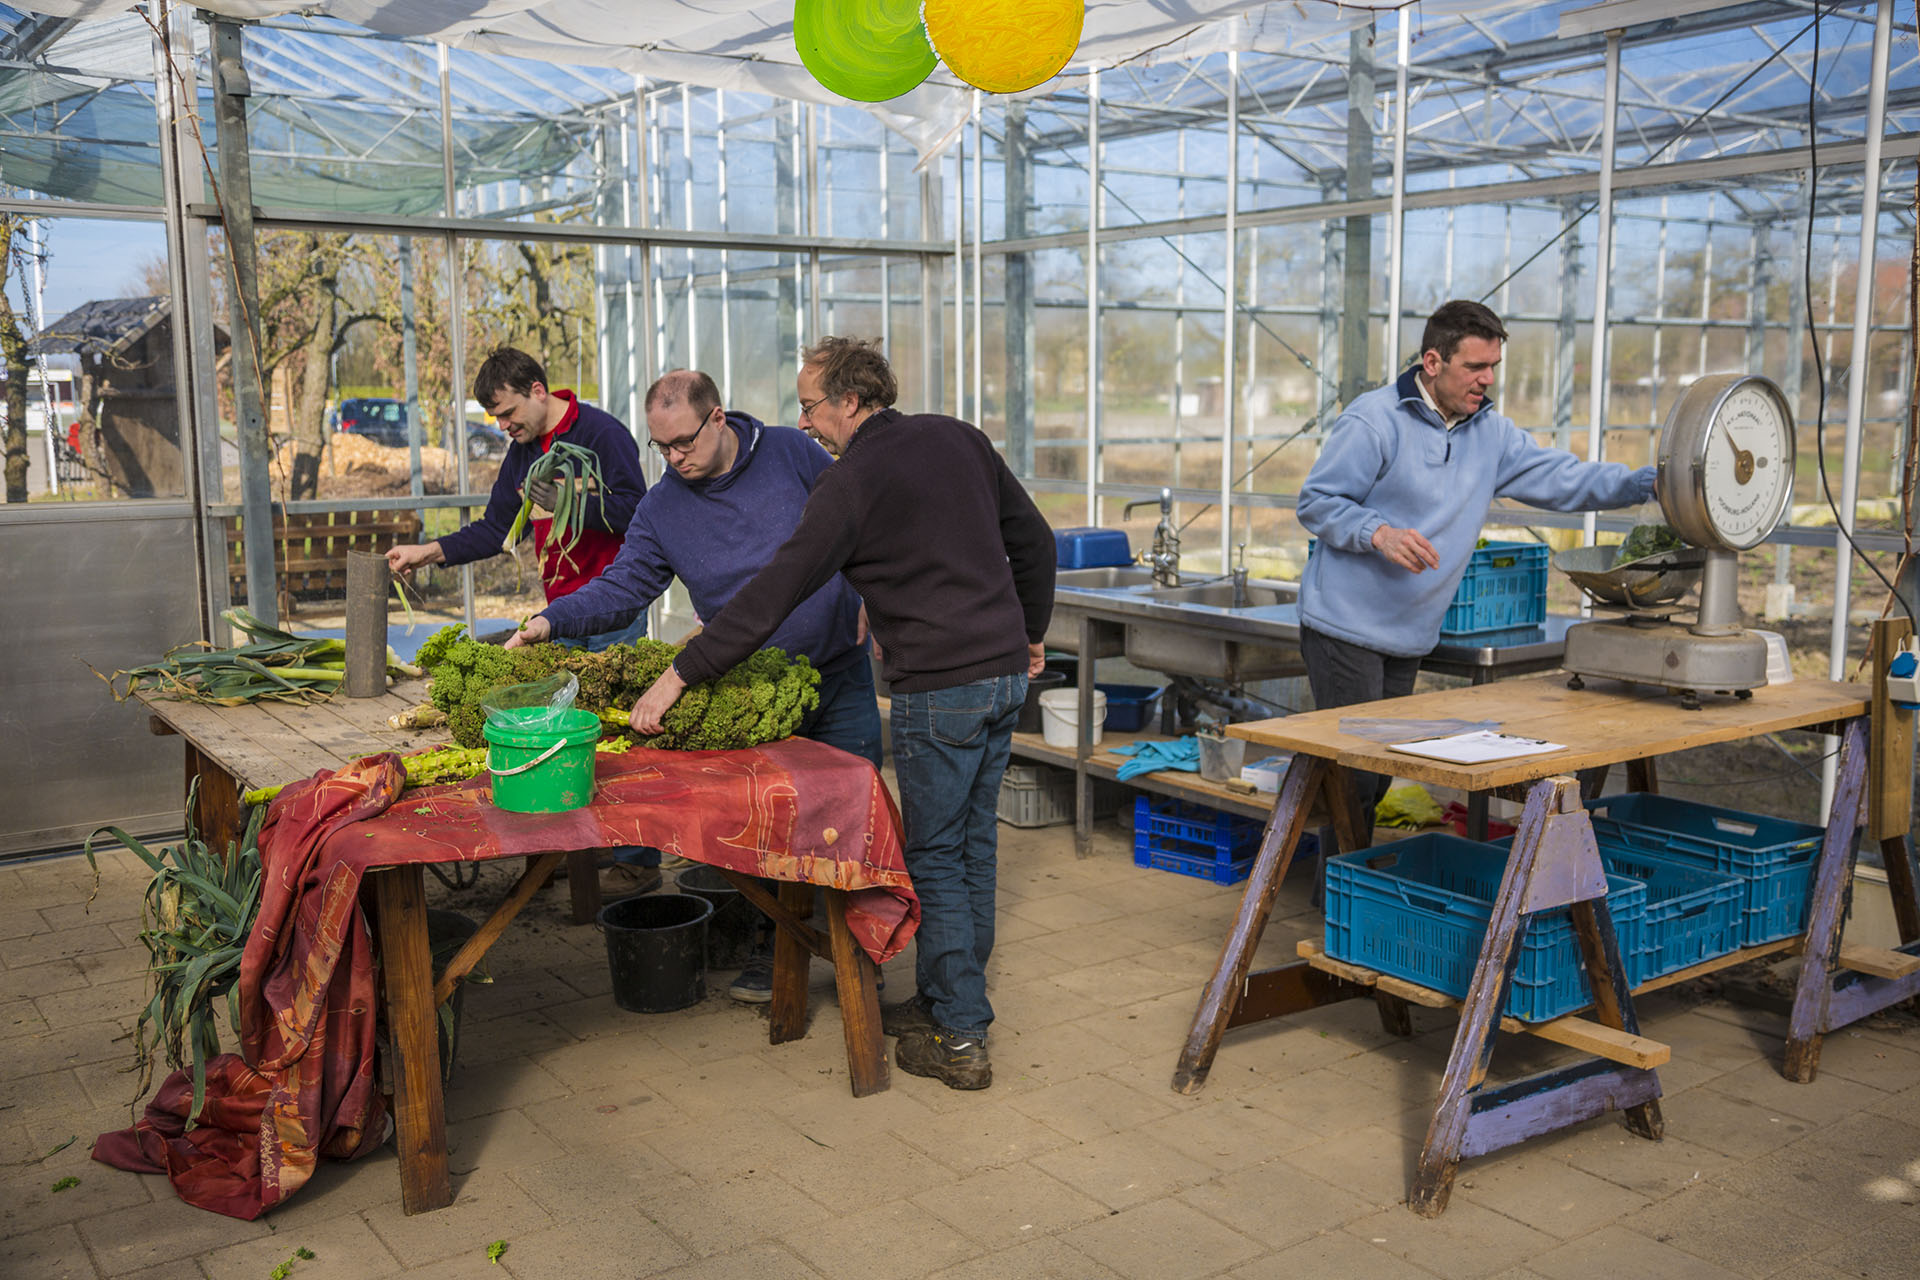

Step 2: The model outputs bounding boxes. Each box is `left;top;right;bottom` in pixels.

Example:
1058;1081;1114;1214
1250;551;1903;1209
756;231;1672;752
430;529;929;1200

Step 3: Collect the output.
1558;373;1796;709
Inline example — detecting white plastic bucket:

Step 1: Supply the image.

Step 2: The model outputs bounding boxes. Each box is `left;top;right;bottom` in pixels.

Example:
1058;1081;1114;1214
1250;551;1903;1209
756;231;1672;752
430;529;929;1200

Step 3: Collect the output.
1039;688;1107;748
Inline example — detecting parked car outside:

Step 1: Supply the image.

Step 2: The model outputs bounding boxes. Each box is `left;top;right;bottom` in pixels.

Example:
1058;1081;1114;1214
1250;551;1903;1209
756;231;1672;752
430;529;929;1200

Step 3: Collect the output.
464;420;508;460
335;397;411;447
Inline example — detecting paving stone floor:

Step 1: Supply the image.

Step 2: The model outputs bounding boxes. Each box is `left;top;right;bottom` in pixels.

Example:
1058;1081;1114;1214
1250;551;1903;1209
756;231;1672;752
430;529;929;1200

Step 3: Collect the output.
4;817;1917;1279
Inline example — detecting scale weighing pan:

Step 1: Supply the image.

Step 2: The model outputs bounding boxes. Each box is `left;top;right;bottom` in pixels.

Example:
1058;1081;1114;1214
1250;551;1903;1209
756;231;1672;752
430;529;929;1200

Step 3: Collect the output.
1552;544;1705;609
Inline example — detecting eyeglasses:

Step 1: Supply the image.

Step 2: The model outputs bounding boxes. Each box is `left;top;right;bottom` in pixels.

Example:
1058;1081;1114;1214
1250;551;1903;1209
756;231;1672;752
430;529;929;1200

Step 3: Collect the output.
649;411;713;458
798;396;828;421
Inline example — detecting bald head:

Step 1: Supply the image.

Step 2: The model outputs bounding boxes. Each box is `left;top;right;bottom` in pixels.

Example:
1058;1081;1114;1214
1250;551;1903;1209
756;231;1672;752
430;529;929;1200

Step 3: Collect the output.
645;369;722;421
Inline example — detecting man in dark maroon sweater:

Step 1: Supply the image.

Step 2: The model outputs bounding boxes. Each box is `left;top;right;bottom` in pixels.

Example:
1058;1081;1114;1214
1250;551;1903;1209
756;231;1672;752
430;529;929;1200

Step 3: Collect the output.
631;337;1055;1090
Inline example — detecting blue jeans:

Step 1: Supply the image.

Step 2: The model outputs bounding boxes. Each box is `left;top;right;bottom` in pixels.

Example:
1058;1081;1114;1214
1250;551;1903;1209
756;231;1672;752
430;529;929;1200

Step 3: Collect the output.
890;672;1026;1038
798;653;883;768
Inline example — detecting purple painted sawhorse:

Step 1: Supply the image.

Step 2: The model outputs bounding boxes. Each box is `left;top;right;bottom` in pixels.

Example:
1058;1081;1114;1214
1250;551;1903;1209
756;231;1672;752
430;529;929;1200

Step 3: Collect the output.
1172;675;1891;1217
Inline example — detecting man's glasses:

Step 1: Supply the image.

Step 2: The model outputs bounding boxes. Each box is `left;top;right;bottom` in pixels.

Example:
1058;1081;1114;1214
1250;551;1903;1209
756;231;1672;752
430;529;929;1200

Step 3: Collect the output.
649;411;713;458
798;396;827;421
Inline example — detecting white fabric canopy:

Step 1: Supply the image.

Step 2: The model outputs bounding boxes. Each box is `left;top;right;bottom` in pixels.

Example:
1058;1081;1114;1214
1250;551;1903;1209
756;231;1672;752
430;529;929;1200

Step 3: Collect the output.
14;0;1527;157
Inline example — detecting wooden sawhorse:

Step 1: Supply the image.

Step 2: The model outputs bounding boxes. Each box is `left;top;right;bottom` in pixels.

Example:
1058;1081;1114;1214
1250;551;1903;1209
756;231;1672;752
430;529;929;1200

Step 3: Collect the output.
1172;674;1893;1216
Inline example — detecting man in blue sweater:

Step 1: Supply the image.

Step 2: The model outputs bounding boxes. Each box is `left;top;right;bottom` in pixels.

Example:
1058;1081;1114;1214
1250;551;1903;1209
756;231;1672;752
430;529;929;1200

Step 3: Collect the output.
1297;300;1654;831
505;369;880;996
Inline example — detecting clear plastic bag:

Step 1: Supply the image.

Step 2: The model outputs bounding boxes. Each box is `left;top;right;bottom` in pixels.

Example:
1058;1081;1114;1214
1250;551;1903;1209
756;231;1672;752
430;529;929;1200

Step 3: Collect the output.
1615;500;1684;566
479;672;579;733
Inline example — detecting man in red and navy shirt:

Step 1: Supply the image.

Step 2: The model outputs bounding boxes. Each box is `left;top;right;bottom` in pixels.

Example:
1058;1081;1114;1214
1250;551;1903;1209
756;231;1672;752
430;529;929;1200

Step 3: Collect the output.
387;347;648;650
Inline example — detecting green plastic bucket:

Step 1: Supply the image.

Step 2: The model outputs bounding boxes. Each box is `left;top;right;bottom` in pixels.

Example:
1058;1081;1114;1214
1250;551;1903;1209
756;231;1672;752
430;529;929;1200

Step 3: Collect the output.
483;706;601;812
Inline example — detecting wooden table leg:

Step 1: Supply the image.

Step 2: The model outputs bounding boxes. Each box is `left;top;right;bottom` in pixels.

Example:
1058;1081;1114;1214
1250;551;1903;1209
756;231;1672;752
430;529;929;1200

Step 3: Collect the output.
768;879;815;1045
824;890;888;1096
370;865;452;1215
566;849;599;924
1172;755;1328;1095
1879;832;1920;946
1409;776;1660;1217
1784;717;1872;1082
186;744;244;859
1625;757;1659;795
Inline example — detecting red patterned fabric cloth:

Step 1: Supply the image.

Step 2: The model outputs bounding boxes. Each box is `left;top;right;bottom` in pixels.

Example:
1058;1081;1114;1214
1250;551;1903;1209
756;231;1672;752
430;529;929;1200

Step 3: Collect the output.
95;737;913;1219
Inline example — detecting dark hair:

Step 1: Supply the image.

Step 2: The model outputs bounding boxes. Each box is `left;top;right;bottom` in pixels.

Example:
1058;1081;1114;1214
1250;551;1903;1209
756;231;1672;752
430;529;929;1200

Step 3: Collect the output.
801;336;897;411
473;347;547;407
1420;301;1508;363
645;369;722;421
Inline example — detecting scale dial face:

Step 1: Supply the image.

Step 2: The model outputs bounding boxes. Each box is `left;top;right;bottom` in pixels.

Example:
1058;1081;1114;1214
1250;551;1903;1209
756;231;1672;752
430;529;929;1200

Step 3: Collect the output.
1656;373;1796;552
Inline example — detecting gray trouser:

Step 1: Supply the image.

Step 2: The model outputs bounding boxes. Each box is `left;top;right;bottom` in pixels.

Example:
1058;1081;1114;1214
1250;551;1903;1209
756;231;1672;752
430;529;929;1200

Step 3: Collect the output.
1299;626;1422;902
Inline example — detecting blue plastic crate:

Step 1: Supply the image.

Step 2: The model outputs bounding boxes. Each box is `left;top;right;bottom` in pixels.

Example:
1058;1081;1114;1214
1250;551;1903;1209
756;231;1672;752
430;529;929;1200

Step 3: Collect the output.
1096;683;1162;733
1325;833;1645;1022
1593;843;1745;985
1132;796;1267;883
1305;538;1547;638
1438;541;1549;637
1588;793;1823;945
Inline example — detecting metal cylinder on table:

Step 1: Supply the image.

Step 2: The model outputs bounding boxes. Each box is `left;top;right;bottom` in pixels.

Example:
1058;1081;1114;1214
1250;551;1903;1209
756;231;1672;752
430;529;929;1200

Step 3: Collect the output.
345;550;388;698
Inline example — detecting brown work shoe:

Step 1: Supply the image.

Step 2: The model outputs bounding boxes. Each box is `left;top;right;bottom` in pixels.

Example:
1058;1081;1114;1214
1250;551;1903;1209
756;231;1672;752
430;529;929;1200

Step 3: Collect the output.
598;863;662;899
880;993;935;1038
895;1027;991;1090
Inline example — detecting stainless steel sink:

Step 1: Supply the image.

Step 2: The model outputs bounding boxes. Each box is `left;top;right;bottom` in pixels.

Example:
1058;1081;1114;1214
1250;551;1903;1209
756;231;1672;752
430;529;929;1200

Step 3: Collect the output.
1055;566;1159;590
1139;581;1293;609
1047;566;1151;655
1124;577;1302;680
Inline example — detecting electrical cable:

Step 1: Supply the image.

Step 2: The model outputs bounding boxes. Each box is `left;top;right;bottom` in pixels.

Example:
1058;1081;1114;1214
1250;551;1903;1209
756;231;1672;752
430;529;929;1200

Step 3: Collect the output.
1803;3;1917;633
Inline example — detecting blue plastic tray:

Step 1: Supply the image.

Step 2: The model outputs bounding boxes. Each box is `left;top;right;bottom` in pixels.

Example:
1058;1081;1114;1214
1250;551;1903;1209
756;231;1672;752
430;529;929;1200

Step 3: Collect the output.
1588;793;1822;945
1132;796;1268;883
1096;683;1161;733
1055;527;1134;569
1325;833;1644;1022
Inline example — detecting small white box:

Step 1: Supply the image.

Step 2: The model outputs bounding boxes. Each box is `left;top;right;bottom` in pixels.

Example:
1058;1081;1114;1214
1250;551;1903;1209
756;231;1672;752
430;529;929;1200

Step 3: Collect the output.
1240;753;1294;793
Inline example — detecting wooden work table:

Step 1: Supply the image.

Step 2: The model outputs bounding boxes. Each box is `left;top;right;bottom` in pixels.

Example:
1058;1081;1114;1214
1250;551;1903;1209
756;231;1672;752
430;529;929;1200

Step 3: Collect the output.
1172;670;1920;1217
138;680;896;1215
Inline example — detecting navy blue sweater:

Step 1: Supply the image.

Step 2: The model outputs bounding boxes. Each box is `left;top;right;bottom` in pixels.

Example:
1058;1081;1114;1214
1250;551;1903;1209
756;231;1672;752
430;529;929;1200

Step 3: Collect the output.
539;413;863;670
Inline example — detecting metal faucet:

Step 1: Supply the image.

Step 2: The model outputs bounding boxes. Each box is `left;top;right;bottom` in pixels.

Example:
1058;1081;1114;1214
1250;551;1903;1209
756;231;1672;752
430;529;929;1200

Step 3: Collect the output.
1229;542;1249;609
1123;488;1181;587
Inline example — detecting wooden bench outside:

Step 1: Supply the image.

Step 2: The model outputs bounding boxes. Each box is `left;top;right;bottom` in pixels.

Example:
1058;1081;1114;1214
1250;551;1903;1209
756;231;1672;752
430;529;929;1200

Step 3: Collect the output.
224;508;423;615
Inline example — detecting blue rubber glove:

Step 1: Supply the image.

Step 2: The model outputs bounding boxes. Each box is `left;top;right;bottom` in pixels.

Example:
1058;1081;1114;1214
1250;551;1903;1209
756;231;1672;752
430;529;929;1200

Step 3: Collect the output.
1110;737;1201;781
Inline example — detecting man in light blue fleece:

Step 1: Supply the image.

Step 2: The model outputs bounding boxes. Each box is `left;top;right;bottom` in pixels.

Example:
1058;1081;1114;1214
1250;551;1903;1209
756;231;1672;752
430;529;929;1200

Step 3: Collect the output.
1296;300;1654;840
507;369;878;999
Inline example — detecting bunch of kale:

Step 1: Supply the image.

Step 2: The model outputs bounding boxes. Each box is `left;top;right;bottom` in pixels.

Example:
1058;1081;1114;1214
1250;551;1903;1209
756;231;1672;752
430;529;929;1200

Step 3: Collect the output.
415;626;820;751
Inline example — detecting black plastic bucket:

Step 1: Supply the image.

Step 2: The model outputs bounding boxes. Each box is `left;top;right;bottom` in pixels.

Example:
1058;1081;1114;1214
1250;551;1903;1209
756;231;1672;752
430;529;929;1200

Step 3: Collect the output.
1016;668;1069;734
599;893;714;1013
674;865;760;969
426;908;479;1085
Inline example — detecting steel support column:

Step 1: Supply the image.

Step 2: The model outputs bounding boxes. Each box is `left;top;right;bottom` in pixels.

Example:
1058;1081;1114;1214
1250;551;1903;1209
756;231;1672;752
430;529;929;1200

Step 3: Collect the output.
209;18;277;628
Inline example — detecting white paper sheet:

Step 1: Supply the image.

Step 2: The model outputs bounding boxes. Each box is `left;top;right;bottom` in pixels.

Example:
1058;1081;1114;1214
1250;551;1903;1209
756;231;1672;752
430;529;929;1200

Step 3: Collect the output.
1386;729;1565;764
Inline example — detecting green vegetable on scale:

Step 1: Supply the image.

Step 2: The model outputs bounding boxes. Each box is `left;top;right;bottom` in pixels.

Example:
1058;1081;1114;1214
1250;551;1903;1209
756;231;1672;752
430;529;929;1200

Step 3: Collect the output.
504;440;607;569
1616;522;1685;565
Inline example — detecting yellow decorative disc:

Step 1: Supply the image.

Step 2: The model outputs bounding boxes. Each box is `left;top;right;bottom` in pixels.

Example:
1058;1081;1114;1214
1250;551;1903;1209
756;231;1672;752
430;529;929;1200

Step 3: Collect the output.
922;0;1085;95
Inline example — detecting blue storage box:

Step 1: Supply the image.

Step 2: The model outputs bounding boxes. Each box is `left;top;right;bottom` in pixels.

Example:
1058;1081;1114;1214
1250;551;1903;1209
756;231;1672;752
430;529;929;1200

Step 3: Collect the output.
1325;833;1645;1022
1095;683;1161;732
1055;527;1134;569
1132;795;1274;884
1593;844;1744;985
1588;793;1823;945
1439;541;1549;637
1306;538;1547;638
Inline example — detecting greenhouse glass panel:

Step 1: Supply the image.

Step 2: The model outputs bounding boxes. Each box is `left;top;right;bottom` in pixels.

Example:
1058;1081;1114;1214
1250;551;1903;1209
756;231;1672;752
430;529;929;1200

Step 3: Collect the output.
0;9;166;208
